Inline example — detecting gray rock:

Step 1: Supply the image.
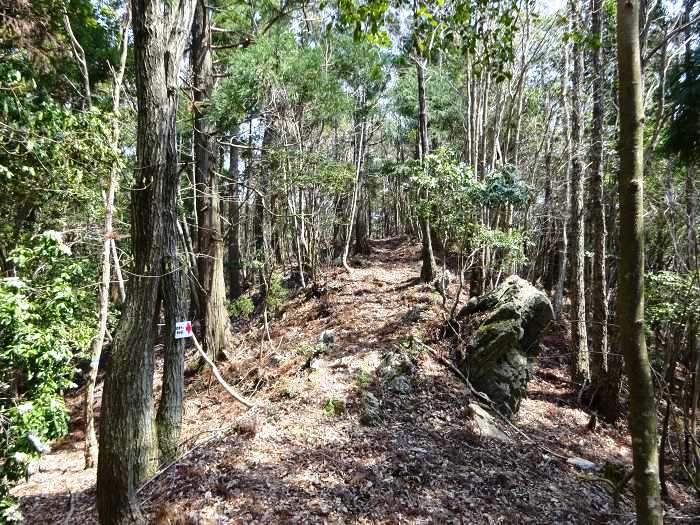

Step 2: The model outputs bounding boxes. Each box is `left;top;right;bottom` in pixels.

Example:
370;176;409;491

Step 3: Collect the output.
467;403;511;443
359;391;381;426
566;457;598;471
379;352;415;376
387;374;412;394
402;305;428;323
319;329;336;345
456;275;553;417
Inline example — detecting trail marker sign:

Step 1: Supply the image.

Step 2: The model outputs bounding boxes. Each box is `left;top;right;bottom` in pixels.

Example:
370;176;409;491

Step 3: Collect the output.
175;320;192;339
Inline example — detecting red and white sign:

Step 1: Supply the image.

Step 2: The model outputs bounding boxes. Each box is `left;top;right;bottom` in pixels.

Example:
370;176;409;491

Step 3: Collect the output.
175;320;192;339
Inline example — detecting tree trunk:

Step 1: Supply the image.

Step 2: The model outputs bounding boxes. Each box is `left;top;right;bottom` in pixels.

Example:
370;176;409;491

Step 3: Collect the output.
616;0;663;521
416;57;435;283
96;1;194;523
84;5;130;471
254;125;271;288
553;27;571;321
589;0;610;404
228;134;243;300
84;177;117;469
568;0;589;384
353;185;371;256
155;177;186;463
343;110;365;271
192;0;231;360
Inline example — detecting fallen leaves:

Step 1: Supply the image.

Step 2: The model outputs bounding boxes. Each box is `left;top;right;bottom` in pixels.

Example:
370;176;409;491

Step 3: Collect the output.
11;239;698;524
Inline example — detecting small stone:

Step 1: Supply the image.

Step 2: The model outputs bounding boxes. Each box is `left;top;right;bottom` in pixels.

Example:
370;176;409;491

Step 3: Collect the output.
28;433;50;454
310;358;330;370
388;375;412;394
402;305;427;323
566;457;598;471
319;329;336;345
359;391;381;426
466;403;511;443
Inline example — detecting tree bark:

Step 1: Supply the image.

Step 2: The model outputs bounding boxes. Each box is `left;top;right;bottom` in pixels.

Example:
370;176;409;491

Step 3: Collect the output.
155;179;186;463
228;134;243;300
343;110;365;272
416;56;435;283
62;3;91;108
353;183;371;256
84;10;130;469
616;0;663;521
192;0;231;360
553;25;571;321
589;0;610;405
568;0;590;384
96;1;195;523
254;124;272;288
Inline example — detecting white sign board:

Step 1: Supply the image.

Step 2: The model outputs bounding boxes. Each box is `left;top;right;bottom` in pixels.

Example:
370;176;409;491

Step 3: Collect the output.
175;320;193;339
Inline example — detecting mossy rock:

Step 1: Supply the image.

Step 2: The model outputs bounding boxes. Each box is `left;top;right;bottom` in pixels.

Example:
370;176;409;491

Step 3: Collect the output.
456;276;553;417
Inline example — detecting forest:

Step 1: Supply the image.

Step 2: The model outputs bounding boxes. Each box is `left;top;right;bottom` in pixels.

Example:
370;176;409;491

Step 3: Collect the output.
0;0;699;523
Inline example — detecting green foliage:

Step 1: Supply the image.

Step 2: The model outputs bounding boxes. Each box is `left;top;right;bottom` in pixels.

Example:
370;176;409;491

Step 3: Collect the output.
664;46;700;162
212;30;353;128
0;495;22;524
0;232;94;502
283;151;355;194
321;397;346;417
388;65;465;148
353;368;372;387
296;342;325;357
407;148;530;267
265;273;289;312
0;51;118;256
333;0;520;80
646;271;700;328
228;296;255;318
470;224;528;270
481;165;531;207
0;0;120;96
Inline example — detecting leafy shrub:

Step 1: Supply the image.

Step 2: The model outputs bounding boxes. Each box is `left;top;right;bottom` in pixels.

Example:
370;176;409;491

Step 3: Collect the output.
646;271;700;328
353;368;372;387
265;273;289;312
321;397;346;417
0;232;94;508
228;295;255;317
406;148;531;269
295;342;325;357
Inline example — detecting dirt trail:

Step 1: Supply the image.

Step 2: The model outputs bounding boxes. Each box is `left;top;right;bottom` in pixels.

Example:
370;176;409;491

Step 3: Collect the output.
13;238;690;524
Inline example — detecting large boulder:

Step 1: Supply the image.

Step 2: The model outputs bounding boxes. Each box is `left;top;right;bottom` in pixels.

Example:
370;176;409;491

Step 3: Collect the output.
455;275;553;417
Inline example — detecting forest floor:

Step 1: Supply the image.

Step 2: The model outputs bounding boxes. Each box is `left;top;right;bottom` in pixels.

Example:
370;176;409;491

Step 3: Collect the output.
11;237;699;524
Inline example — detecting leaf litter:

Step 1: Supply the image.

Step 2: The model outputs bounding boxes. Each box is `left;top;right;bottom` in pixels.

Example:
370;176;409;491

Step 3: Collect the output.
11;238;698;524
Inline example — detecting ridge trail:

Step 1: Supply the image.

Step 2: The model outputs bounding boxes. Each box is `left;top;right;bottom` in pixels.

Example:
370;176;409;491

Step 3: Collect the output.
14;238;639;524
